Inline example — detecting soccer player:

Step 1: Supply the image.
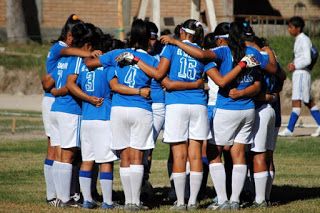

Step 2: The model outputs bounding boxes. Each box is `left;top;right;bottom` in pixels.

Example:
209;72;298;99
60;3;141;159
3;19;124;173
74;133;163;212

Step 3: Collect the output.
278;16;320;137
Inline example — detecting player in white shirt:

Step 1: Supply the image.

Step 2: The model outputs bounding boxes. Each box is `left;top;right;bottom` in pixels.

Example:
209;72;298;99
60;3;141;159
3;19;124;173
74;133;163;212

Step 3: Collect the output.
279;16;320;137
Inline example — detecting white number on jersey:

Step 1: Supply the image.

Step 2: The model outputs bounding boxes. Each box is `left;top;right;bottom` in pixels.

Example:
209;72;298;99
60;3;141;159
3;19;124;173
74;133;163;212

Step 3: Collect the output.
124;66;137;88
85;72;95;92
57;69;63;89
178;58;197;80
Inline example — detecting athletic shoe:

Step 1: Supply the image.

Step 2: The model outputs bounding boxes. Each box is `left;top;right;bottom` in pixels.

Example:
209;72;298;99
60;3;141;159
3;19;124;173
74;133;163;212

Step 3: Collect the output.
56;199;81;208
206;196;219;210
130;204;149;211
187;203;198;211
229;201;240;210
216;201;231;210
170;204;187;211
101;202;123;209
250;201;268;208
278;128;293;137
82;200;98;209
311;127;320;137
46;198;57;207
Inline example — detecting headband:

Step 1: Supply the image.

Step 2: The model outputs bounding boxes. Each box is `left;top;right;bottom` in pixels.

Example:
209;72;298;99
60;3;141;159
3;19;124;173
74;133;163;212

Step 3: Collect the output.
214;34;229;39
181;27;195;35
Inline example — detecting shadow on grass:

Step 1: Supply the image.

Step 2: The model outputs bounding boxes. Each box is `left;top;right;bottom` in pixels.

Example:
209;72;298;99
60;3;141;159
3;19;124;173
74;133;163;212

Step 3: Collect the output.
113;184;320;209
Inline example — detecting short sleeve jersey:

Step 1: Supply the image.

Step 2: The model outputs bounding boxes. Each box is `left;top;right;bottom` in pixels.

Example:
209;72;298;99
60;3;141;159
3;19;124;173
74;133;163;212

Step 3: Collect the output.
99;48;158;112
51;56;82;115
77;64;115;120
150;55;165;104
160;41;207;105
204;61;219;106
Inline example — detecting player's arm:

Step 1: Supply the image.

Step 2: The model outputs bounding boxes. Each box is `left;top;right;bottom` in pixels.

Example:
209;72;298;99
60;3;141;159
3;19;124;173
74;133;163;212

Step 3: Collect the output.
136;57;171;81
228;81;261;99
66;74;103;106
161;77;204;91
41;74;55;92
109;77;150;98
255;92;278;103
84;57;102;70
262;46;277;74
60;47;102;58
293;38;312;70
50;86;68;97
160;35;216;60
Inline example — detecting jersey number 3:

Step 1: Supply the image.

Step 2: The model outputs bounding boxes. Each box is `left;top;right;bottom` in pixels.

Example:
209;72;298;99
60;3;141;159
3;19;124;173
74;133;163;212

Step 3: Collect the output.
85;72;95;92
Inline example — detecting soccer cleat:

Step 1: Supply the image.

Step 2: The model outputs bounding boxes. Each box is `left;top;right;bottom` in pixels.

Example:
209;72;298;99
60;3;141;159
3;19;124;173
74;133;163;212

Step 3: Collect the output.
206;196;219;210
229;201;240;210
187;203;199;211
82;200;98;209
101;202;123;209
56;199;81;208
250;201;268;208
216;201;231;210
170;204;187;211
130;204;149;211
278;128;293;137
46;198;57;207
311;127;320;137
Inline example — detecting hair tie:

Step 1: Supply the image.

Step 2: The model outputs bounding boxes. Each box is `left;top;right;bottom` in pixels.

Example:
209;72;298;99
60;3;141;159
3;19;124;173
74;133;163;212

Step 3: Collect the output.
195;21;202;27
72;15;79;21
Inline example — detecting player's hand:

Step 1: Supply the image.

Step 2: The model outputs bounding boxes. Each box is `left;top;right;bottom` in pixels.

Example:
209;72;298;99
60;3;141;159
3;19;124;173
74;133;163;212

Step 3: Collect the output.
160;35;177;45
195;78;204;89
50;88;59;97
139;88;150;98
228;88;243;99
90;50;102;58
115;52;140;67
89;96;103;107
287;63;295;72
239;55;260;68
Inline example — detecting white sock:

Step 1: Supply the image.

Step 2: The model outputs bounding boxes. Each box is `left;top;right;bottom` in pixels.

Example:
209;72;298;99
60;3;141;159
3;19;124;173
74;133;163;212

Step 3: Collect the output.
52;161;61;200
58;162;73;202
130;165;144;205
120;167;132;204
188;171;203;206
254;171;268;203
186;161;190;175
100;179;113;205
265;171;275;201
44;159;56;200
172;172;186;206
230;164;247;203
209;163;228;204
79;171;92;202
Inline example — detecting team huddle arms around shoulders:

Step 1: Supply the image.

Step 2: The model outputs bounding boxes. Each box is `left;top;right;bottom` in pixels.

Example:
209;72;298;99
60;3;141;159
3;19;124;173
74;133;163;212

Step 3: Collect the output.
42;13;319;211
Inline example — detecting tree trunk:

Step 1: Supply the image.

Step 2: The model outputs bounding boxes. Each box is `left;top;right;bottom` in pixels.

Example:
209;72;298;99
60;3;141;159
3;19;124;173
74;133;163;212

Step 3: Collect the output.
6;0;28;43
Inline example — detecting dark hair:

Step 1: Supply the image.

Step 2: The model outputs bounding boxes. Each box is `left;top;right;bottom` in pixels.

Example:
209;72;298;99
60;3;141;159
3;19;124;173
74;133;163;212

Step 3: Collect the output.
181;19;204;46
129;19;150;50
161;29;172;36
288;16;305;32
174;24;182;39
241;21;255;42
213;22;230;37
146;21;158;39
203;32;216;49
254;36;268;48
52;14;83;43
228;21;246;64
71;23;93;48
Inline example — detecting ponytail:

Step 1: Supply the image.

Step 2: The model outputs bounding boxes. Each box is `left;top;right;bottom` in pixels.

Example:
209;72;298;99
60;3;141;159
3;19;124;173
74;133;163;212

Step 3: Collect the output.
228;22;246;64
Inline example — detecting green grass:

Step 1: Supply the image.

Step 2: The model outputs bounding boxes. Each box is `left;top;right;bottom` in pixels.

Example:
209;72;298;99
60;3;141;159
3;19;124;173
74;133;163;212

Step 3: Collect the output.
0;136;319;212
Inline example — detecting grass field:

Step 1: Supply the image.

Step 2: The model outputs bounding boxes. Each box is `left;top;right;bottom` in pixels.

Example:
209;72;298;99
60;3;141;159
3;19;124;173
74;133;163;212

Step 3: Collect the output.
0;109;320;212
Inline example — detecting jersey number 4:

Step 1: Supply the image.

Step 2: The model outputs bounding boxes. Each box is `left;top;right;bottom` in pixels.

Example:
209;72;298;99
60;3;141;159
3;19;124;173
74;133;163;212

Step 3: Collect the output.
178;58;197;80
124;66;137;88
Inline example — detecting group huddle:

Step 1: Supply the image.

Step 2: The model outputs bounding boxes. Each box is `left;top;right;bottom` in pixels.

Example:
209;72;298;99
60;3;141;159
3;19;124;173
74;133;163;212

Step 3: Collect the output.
42;13;288;211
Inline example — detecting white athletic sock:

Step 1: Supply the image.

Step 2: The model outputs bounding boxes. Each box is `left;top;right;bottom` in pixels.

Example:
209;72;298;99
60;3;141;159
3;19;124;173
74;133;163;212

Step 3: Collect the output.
58;162;73;202
130;165;144;205
188;171;203;206
254;171;268;203
120;167;132;205
100;179;113;204
44;159;56;200
79;170;92;202
265;171;275;201
172;172;186;206
52;161;61;200
230;164;247;203
209;163;228;204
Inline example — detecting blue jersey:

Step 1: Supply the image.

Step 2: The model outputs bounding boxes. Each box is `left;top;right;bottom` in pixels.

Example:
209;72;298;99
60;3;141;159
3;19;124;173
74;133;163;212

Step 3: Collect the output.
99;48;158;112
51;56;82;115
45;41;68;98
212;46;266;110
77;65;114;120
160;41;207;105
150;55;165;103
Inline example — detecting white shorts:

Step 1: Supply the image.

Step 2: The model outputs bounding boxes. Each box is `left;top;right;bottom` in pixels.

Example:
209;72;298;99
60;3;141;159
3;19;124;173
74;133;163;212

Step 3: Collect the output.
110;107;154;150
212;108;255;146
250;104;276;152
164;104;209;143
41;96;55;137
267;127;279;151
81;120;118;163
50;111;81;148
152;103;165;142
292;70;311;103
